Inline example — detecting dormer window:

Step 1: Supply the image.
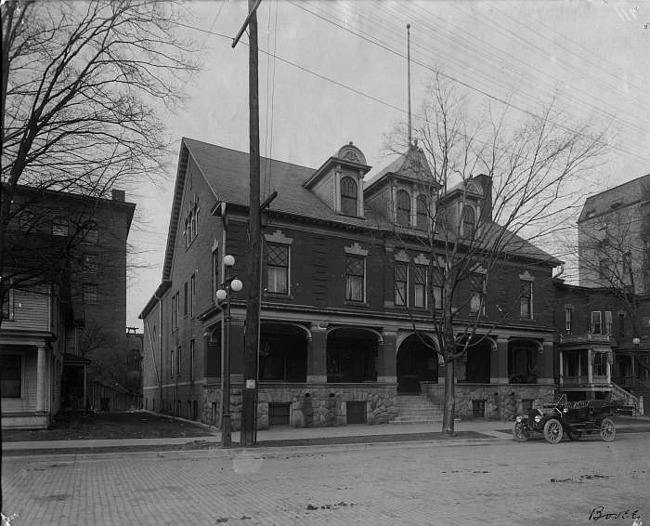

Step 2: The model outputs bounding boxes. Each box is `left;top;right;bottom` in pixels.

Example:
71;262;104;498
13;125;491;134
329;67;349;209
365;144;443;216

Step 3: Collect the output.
396;189;411;226
341;176;358;216
462;206;476;236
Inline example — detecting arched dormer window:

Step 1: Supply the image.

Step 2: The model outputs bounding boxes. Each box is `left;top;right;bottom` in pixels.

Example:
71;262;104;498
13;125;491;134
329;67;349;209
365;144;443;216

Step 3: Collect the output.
396;189;411;226
341;176;358;216
416;195;428;230
462;206;476;236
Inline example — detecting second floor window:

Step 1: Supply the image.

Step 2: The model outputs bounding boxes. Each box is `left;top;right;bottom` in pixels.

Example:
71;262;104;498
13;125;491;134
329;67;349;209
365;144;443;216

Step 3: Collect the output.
82;283;99;304
520;280;532;319
394;262;408;306
340;177;358;216
618;312;626;338
605;311;612;334
267;243;289;294
591;310;602;334
462;206;476;237
414;265;427;308
416;195;428;230
396;190;411;226
565;305;573;334
52;217;68;236
170;349;175;377
2;282;15;321
470;274;485;315
345;254;365;302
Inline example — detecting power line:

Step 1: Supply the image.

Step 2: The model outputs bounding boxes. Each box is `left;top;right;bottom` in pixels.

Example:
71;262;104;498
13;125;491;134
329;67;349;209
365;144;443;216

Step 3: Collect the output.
286;1;650;163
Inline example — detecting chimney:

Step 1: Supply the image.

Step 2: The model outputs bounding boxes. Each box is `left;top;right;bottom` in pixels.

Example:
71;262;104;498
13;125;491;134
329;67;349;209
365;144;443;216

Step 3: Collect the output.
112;189;125;202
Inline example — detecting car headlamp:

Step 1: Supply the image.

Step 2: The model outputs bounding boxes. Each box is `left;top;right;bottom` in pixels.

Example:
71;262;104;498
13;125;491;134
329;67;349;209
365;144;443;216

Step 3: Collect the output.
534;415;542;423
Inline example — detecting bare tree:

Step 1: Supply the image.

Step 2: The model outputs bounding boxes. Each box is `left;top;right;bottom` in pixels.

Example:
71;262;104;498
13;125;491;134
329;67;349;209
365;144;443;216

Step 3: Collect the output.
388;77;608;435
0;0;197;323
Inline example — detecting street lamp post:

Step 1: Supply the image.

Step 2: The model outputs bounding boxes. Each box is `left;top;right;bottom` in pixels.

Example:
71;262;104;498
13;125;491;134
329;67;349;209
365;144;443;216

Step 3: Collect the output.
216;255;243;448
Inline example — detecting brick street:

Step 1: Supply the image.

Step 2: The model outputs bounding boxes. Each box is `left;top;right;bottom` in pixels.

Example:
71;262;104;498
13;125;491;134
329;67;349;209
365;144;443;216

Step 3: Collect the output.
2;430;649;526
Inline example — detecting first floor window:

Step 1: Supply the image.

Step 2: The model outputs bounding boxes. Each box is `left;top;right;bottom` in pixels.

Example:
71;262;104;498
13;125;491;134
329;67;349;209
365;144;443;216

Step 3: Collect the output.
177;345;182;376
267;242;289;294
413;265;427;308
170;349;175;377
345;254;365;302
0;355;21;397
394;262;408;306
593;352;607;376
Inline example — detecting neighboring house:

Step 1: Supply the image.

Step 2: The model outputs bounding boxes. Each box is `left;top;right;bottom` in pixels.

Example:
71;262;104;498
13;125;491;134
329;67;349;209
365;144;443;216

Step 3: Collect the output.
141;138;562;430
553;279;648;411
578;174;650;295
1;186;135;429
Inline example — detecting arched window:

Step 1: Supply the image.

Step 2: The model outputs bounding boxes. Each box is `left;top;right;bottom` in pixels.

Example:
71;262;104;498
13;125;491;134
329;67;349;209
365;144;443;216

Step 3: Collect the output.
416;195;428;230
462;206;476;236
396;189;411;226
341;176;358;216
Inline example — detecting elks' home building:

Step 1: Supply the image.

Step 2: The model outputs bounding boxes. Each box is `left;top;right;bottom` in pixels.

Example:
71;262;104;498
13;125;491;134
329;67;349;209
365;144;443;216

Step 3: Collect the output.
140;137;569;429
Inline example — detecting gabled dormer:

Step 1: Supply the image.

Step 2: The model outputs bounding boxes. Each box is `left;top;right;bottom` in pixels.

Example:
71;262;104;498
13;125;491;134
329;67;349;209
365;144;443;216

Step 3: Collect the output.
303;142;371;218
364;142;437;231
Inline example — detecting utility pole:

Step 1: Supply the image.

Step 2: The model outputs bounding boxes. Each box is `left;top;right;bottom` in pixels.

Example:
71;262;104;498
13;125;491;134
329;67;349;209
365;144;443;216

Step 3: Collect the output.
233;0;262;447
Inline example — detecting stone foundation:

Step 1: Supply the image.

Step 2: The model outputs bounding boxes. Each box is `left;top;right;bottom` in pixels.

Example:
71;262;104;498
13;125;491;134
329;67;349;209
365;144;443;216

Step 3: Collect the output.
421;382;556;420
202;383;398;430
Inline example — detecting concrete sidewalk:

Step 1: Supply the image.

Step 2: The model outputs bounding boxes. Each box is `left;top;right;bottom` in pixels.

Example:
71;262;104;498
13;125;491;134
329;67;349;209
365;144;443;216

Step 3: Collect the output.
3;415;650;454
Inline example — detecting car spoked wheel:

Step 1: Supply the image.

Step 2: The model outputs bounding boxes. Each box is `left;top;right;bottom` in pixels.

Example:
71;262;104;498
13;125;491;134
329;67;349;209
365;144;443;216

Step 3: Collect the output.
512;421;528;442
599;417;616;442
543;418;564;444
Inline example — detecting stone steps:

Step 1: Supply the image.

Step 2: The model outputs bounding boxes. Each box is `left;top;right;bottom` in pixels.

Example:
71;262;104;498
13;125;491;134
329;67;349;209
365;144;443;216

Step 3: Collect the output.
390;394;444;424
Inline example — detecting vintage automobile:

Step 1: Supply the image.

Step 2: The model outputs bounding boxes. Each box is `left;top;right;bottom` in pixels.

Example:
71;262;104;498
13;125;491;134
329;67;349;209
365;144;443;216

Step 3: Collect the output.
512;395;629;444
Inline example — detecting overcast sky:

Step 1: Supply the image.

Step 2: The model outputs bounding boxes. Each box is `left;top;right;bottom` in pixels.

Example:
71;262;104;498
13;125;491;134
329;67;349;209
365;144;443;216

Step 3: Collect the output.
126;0;650;328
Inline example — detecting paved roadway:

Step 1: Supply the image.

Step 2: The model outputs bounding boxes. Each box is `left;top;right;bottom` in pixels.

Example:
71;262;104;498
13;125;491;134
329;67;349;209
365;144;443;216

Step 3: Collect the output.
2;432;648;526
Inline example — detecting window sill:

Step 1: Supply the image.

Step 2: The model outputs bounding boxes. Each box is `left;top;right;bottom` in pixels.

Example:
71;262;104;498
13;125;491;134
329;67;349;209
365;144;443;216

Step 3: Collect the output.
344;300;368;308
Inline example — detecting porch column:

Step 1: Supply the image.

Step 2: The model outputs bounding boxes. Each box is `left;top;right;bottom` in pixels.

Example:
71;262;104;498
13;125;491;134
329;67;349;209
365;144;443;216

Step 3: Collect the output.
587;349;593;385
378;330;397;383
490;337;509;384
36;346;48;412
307;323;327;383
559;349;564;387
539;341;554;383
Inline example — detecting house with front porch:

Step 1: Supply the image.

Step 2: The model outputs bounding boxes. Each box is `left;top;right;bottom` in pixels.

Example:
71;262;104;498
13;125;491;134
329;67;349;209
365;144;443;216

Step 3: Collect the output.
553;279;646;413
140;138;562;430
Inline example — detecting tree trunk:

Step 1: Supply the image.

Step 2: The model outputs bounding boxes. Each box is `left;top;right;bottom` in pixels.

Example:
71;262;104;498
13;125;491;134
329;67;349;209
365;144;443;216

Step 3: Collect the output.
442;354;456;435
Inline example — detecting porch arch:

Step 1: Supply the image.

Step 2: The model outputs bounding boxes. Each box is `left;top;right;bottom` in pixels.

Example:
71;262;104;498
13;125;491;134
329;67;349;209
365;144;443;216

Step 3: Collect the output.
259;322;309;382
326;326;380;383
396;333;438;393
508;338;543;384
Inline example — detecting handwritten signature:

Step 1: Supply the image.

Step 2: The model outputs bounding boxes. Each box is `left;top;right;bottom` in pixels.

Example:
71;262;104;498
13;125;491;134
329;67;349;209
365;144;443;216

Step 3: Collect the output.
589;506;642;523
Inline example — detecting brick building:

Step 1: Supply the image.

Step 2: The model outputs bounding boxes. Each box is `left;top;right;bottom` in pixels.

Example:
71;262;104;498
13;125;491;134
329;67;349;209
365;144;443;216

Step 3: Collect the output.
1;186;135;428
140;138;562;430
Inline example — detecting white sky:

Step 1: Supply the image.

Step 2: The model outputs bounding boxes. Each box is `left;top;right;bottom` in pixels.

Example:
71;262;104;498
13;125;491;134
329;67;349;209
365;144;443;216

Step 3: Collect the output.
126;0;650;328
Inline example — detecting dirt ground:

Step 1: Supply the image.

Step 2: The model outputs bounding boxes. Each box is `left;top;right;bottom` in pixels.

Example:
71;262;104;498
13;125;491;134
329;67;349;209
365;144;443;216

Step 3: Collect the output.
1;411;217;442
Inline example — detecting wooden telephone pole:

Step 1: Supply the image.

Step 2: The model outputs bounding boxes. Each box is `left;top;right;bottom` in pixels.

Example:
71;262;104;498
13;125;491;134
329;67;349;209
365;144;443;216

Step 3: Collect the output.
233;0;262;447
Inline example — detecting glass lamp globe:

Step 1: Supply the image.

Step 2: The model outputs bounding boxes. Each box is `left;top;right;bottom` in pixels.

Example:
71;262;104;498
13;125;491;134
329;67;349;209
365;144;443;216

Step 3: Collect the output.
215;289;227;302
230;279;243;292
223;255;235;267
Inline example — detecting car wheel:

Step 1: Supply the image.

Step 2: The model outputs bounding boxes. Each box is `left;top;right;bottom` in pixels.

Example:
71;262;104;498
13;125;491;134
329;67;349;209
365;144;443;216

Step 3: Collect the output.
512;421;529;442
599;417;616;442
543;418;564;444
